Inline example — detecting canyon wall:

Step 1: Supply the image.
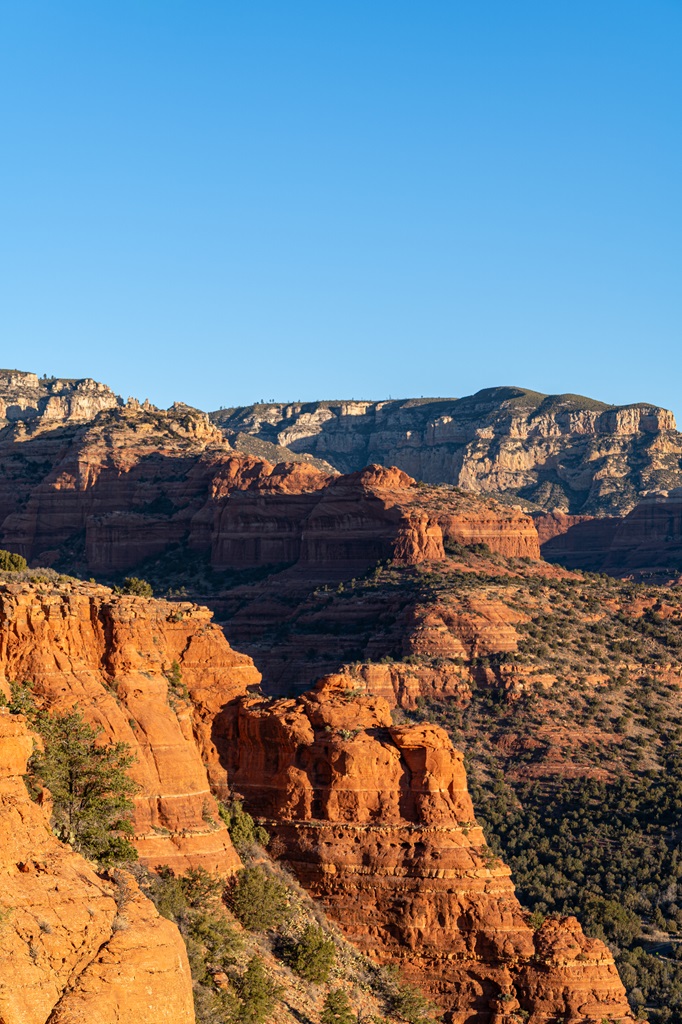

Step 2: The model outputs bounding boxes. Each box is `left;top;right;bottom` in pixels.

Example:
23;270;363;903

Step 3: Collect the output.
221;677;632;1023
0;370;121;430
0;576;259;872
0;709;195;1024
212;387;682;516
0;398;539;576
537;490;682;577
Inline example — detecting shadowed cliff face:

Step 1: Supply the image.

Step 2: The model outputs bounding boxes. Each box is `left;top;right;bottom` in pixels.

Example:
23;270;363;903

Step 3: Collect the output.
0;709;195;1024
537;490;682;581
0;398;540;578
211;387;682;517
0;576;259;872
220;678;632;1023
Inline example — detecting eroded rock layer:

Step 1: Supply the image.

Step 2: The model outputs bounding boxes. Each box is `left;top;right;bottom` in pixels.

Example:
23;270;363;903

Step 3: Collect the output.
0;577;259;872
0;395;539;577
211;387;682;516
0;709;195;1024
537;490;682;578
222;678;632;1023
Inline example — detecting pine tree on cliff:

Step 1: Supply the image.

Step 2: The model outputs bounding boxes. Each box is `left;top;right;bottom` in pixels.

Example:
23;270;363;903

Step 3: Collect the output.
236;956;281;1024
26;701;139;865
320;989;355;1024
291;924;336;983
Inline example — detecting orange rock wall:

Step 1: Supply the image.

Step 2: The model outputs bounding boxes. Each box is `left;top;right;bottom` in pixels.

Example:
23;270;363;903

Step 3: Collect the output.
0;579;259;872
0;709;195;1024
222;679;632;1023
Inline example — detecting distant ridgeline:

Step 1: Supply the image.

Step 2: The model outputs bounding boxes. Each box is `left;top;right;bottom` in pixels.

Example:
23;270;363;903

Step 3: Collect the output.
210;386;681;517
1;370;682;576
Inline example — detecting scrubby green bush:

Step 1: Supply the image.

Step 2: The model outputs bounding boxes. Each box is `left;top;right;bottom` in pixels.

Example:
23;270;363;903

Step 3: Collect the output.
0;549;27;571
290;924;336;982
230;866;289;930
219;799;269;850
321;989;355;1024
120;576;153;597
140;864;243;1024
235;956;282;1024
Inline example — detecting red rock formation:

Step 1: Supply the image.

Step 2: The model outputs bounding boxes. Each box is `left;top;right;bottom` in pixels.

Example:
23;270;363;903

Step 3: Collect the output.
534;512;621;571
537;492;682;577
0;709;195;1024
222;678;632;1023
0;397;540;576
211;387;682;516
0;577;259;872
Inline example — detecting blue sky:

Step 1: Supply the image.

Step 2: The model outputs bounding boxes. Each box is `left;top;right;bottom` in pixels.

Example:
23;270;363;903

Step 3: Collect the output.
1;2;680;415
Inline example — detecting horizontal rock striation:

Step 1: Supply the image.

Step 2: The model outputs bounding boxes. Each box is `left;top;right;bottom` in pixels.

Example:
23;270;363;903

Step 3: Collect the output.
211;387;682;516
0;397;539;575
0;369;121;432
538;491;682;577
0;576;258;872
0;709;195;1024
221;677;632;1023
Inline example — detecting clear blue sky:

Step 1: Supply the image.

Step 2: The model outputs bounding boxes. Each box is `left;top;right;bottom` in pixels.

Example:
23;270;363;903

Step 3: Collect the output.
1;2;680;415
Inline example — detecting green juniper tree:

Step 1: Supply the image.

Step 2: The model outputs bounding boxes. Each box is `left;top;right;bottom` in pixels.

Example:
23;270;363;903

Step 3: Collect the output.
291;924;336;983
321;989;355;1024
29;708;139;865
230;866;289;930
0;549;27;571
120;576;153;597
236;956;281;1024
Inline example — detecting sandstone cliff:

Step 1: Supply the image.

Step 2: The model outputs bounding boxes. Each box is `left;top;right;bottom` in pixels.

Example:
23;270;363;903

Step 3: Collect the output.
537;490;682;578
211;387;682;516
0;396;539;577
0;574;259;872
0;709;195;1024
220;677;632;1023
0;369;122;432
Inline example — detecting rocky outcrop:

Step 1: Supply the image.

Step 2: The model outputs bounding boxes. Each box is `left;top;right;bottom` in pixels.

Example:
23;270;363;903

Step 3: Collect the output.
0;576;259;872
0;709;195;1024
0;396;539;575
0;370;121;432
221;678;632;1023
538;491;682;577
212;387;682;515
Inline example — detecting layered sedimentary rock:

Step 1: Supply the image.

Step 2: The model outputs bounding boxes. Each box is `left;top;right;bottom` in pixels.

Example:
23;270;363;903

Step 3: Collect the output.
212;387;682;515
222;678;632;1023
0;395;539;575
538;491;682;577
0;369;121;431
0;709;195;1024
0;576;259;871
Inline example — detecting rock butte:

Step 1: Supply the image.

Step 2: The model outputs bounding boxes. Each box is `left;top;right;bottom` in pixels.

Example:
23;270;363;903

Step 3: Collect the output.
222;677;632;1023
0;709;195;1024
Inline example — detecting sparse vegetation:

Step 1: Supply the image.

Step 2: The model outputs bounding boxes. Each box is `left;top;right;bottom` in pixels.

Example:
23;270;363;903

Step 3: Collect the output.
0;549;27;571
289;924;336;983
229;866;290;931
219;799;270;851
321;989;355;1024
120;576;153;597
3;682;139;865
